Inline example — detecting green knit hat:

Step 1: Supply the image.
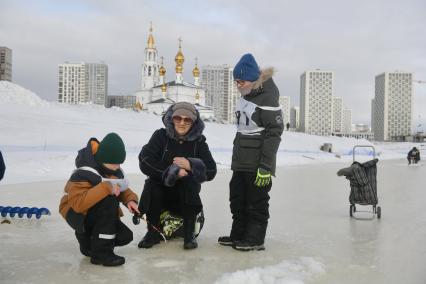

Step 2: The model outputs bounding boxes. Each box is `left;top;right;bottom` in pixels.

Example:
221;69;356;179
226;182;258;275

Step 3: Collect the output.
95;133;126;164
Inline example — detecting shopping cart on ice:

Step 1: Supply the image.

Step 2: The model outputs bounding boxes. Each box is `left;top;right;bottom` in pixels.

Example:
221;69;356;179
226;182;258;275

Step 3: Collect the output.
337;145;381;219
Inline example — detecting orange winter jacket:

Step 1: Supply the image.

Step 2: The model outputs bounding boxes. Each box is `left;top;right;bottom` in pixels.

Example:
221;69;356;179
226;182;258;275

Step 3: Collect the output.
59;180;138;218
59;138;138;219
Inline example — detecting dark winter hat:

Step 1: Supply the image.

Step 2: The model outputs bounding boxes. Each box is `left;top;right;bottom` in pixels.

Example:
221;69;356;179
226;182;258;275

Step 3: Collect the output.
95;133;126;164
172;102;197;122
233;53;260;82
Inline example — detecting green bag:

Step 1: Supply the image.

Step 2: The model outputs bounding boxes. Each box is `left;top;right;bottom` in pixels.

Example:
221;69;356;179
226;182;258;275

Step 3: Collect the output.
159;210;204;239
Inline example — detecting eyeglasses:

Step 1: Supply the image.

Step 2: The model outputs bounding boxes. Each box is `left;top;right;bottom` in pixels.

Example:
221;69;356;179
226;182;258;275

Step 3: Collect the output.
173;116;193;125
235;80;248;86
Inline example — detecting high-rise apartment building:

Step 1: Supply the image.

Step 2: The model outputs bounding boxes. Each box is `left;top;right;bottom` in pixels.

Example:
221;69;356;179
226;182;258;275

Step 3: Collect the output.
290;106;300;130
279;96;291;126
342;108;352;134
201;65;239;123
332;97;343;133
300;70;333;136
58;62;108;105
371;72;412;141
0;46;12;82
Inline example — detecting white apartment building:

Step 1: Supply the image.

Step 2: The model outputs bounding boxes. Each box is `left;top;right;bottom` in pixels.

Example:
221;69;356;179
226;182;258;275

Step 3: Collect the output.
372;72;412;141
58;62;108;105
290;106;300;130
0;46;12;82
332;97;343;133
106;95;137;109
279;96;291;127
87;63;108;105
300;70;333;136
201;65;239;123
342;108;352;134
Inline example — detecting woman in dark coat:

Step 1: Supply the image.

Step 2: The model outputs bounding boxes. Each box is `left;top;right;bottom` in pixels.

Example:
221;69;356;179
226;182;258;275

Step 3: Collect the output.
137;102;217;250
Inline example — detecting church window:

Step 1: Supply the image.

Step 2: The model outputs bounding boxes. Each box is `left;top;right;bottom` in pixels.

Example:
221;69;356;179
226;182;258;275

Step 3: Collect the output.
148;66;152;76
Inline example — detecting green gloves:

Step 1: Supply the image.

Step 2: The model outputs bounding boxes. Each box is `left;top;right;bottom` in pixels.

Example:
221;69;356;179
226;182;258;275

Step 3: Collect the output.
254;168;272;187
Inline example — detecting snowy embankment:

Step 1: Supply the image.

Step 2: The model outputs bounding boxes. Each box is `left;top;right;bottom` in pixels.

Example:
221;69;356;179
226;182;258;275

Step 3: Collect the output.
0;81;422;185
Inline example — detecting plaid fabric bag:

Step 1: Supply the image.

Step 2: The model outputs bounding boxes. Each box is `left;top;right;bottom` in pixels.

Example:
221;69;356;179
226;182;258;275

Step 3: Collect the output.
349;159;378;205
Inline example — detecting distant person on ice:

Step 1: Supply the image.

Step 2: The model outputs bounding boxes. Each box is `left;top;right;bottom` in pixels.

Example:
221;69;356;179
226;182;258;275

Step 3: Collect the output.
218;53;284;251
59;133;139;267
137;102;216;250
407;147;421;164
0;150;5;181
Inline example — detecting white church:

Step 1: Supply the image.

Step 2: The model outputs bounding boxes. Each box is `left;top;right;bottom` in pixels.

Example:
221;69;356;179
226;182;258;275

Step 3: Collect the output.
134;24;214;120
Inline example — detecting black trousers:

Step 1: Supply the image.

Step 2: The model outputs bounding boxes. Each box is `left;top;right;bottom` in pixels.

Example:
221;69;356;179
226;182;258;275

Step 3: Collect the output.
229;171;271;243
72;195;133;258
144;177;202;229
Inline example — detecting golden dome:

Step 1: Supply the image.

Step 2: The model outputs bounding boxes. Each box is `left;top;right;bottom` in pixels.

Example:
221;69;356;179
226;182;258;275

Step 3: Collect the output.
147;22;155;49
175;38;185;65
159;65;166;76
175;51;184;65
192;65;200;77
161;83;167;93
192;57;200;77
159;56;166;76
175;64;183;74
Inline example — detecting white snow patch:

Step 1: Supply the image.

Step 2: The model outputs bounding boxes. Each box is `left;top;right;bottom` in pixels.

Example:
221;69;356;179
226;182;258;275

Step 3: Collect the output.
0;81;46;106
215;257;325;284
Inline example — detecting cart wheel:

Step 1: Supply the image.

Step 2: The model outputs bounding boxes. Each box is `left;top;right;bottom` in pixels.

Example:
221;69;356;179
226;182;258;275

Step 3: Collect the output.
377;206;381;219
349;205;354;217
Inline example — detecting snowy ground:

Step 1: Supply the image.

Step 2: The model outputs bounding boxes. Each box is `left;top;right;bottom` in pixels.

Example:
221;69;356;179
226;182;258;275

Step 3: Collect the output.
1;81;426;283
1;160;425;284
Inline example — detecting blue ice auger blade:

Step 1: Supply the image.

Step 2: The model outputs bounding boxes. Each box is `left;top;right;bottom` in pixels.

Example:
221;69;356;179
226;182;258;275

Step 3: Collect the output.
1;206;12;217
9;207;21;218
18;207;30;218
27;207;39;219
35;208;51;219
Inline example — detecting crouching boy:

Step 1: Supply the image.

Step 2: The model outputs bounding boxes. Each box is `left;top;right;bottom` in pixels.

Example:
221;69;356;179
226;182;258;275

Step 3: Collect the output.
59;133;139;266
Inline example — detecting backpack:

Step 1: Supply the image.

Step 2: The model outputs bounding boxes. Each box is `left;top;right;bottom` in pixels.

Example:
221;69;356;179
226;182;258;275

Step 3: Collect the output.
159;210;204;239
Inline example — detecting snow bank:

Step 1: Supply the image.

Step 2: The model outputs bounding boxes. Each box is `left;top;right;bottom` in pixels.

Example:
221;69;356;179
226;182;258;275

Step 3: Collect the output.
215;257;325;284
0;83;423;184
0;81;46;106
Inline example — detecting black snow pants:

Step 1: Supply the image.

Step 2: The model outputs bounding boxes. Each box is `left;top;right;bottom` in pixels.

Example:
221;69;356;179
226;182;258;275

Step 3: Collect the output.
229;171;271;244
73;195;133;258
143;177;202;229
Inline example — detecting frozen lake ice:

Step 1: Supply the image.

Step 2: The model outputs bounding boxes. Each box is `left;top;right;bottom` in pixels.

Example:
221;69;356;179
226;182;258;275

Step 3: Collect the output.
0;159;425;283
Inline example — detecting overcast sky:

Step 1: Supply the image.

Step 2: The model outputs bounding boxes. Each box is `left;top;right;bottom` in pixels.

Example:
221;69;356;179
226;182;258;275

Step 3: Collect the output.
1;0;426;126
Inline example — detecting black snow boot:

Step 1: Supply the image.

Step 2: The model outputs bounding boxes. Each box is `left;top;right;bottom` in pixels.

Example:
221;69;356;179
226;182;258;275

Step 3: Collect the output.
183;219;198;250
233;240;265;251
90;253;125;266
90;237;125;266
233;222;267;251
138;229;162;249
218;236;238;246
75;231;91;257
219;219;245;246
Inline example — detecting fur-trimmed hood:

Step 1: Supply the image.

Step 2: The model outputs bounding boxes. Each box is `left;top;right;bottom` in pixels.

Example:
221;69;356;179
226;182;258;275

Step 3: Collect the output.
253;67;275;90
162;104;205;142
